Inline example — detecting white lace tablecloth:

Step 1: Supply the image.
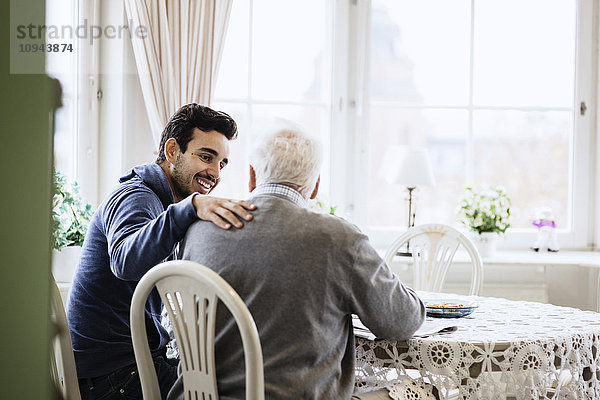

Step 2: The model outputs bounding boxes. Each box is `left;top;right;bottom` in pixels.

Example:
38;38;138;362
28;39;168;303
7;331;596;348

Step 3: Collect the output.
354;292;600;400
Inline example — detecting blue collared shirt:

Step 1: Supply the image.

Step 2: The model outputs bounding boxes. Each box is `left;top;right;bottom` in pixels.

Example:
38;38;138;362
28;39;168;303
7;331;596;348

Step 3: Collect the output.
252;183;307;208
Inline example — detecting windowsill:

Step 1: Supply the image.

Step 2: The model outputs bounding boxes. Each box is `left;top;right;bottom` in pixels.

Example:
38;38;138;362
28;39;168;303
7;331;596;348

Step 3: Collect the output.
378;248;600;268
453;250;600;268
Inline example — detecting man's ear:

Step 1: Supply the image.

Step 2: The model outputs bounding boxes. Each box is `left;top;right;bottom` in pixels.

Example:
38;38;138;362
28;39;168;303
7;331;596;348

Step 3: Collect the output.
164;138;180;165
309;176;320;200
249;165;257;192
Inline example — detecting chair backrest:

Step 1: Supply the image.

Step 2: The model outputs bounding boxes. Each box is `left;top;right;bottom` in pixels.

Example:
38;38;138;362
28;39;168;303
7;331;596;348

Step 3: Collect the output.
131;260;264;400
384;223;483;296
50;275;81;400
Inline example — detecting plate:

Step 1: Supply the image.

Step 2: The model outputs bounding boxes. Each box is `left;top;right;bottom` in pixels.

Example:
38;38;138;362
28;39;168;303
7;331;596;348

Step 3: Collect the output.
423;299;478;318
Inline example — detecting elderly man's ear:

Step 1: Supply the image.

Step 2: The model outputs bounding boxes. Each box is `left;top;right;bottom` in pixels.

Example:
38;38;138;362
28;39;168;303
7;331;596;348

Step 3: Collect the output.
310;176;320;200
248;165;320;200
249;166;257;193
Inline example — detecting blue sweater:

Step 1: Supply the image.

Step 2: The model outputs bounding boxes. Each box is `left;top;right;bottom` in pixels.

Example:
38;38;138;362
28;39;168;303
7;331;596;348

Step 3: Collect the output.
67;163;198;378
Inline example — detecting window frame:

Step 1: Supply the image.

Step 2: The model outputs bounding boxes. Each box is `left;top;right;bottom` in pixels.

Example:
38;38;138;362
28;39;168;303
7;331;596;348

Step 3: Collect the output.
75;0;100;206
47;0;100;206
339;0;597;251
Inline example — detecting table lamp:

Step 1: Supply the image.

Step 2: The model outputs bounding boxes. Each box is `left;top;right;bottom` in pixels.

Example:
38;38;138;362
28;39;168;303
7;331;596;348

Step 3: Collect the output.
380;146;436;254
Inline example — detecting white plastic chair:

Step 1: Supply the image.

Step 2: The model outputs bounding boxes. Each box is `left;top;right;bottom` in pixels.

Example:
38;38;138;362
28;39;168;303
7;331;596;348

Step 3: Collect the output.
50;275;81;400
384;223;483;296
130;260;264;400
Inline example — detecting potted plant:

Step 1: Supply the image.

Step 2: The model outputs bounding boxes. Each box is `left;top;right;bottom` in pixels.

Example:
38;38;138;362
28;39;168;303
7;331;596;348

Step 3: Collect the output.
457;186;512;257
52;170;93;282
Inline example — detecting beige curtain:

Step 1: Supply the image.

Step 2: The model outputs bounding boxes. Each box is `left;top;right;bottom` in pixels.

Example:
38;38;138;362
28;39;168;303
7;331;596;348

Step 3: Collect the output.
124;0;233;146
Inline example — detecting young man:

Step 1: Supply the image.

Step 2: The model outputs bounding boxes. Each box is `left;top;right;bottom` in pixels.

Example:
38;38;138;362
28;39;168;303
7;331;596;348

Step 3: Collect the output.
169;123;425;400
67;104;256;399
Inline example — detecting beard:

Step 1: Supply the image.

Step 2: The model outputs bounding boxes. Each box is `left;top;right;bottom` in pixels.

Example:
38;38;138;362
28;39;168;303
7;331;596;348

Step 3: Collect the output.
171;155;195;200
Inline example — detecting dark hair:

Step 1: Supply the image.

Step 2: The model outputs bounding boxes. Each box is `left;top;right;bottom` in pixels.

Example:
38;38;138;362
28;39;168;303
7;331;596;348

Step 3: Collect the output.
155;103;237;163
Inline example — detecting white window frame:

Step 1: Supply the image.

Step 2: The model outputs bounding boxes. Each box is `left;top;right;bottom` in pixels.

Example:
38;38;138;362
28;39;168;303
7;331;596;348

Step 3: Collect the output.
75;0;101;206
47;0;100;206
335;0;597;251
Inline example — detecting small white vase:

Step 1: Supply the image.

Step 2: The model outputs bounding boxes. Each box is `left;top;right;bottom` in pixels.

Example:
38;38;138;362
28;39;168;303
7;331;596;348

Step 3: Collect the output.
52;246;82;282
473;232;498;258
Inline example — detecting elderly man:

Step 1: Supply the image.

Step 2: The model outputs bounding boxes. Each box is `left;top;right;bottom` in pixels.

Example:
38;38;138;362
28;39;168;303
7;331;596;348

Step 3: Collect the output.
169;123;425;400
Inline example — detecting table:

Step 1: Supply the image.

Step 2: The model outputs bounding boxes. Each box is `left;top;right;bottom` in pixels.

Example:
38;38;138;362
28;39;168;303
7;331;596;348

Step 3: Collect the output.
354;292;600;399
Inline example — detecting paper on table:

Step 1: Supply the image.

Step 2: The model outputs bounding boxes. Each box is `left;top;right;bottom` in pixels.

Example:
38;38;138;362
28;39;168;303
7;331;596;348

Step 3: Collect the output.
412;319;457;338
352;315;457;340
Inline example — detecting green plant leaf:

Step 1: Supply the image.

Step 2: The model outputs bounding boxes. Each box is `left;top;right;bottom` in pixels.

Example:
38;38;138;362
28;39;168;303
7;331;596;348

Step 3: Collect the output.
52;170;94;250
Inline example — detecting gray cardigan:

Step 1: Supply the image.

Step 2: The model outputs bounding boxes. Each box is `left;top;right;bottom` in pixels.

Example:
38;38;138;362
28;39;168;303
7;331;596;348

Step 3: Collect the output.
168;192;425;400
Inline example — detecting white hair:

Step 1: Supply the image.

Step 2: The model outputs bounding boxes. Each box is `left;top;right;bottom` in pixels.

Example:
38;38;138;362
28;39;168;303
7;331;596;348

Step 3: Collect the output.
249;121;322;198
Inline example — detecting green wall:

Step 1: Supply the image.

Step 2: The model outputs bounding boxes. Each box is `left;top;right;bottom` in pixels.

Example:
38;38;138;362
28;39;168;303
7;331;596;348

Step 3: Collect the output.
0;0;56;398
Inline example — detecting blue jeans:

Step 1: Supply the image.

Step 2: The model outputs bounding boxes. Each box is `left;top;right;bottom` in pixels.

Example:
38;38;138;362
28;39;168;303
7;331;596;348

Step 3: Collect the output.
79;356;178;400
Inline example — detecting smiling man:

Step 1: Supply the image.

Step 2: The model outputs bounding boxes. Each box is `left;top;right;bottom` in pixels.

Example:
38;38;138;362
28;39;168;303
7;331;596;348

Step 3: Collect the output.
67;104;255;400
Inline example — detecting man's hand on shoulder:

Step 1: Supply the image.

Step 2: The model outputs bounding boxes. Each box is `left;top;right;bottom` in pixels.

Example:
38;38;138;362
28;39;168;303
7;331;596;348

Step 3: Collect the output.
192;195;256;229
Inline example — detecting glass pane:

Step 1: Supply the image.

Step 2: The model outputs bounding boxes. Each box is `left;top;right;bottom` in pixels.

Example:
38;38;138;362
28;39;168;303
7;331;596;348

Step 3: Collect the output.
52;80;77;178
473;0;576;107
46;0;77;180
368;108;468;228
252;0;330;102
371;0;470;105
472;110;572;229
214;0;250;100
209;102;250;199
251;104;331;196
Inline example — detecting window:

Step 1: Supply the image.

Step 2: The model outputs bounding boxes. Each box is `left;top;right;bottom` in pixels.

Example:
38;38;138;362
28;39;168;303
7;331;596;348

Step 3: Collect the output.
46;0;79;180
211;0;334;199
361;0;593;249
46;0;99;205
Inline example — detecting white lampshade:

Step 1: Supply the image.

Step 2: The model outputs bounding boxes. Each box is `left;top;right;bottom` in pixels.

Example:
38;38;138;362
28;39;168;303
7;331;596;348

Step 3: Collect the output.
379;146;436;187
